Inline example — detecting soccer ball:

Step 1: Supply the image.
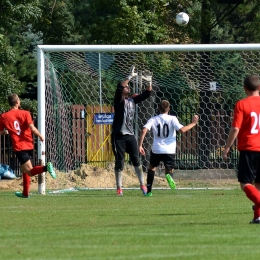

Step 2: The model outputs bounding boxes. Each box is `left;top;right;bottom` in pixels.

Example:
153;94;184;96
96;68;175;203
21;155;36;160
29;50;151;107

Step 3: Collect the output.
176;12;189;26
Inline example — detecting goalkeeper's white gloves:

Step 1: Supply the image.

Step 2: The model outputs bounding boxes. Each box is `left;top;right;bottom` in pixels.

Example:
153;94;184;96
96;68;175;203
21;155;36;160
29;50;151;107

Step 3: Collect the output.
142;70;153;85
127;65;138;80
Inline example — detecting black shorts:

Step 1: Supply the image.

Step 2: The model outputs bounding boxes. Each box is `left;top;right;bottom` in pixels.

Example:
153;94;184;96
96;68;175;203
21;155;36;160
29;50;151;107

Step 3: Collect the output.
149;151;175;170
15;150;33;165
111;133;140;168
237;151;260;184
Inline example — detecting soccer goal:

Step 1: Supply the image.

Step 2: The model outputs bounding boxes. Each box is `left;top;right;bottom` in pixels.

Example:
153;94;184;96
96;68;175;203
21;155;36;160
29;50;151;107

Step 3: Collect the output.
37;44;260;194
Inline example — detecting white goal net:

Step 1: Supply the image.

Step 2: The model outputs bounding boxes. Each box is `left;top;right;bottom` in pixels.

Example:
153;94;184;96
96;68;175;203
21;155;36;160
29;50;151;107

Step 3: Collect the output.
37;44;260;193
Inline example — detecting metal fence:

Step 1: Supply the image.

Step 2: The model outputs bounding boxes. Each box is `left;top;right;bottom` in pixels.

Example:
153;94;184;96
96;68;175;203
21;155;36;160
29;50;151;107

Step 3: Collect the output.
0;134;38;177
0;110;239;176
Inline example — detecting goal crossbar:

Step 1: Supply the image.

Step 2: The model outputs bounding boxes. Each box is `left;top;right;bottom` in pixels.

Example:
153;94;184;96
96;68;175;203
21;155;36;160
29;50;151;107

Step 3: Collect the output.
38;43;260;53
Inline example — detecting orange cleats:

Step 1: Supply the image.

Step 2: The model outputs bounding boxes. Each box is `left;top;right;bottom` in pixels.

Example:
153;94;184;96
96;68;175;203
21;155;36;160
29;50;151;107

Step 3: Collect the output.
140;185;147;195
117;188;123;196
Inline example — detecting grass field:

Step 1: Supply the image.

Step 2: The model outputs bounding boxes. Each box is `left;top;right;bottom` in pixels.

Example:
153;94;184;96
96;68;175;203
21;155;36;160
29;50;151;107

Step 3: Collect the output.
1;189;260;260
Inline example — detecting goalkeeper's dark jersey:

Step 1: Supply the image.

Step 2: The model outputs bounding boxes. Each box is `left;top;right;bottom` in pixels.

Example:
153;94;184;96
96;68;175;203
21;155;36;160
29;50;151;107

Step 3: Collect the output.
112;90;152;135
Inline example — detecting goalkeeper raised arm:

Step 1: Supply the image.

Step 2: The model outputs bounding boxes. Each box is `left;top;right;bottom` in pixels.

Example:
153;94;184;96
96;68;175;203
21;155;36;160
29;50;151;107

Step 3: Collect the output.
111;66;153;196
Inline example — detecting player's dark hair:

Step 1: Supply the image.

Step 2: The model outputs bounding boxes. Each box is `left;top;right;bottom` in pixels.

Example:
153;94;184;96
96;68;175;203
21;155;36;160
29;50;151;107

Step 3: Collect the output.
8;94;19;107
158;100;170;113
244;74;260;91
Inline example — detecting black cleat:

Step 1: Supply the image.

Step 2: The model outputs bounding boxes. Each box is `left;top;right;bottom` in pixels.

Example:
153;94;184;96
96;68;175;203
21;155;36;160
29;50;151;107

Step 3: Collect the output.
250;218;260;224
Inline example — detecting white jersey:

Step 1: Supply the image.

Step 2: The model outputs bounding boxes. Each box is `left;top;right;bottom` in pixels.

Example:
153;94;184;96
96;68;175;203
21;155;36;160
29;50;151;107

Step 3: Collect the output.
143;114;184;154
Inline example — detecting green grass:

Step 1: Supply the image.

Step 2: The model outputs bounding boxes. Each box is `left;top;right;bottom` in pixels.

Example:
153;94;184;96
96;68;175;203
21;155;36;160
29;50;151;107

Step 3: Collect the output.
0;189;259;260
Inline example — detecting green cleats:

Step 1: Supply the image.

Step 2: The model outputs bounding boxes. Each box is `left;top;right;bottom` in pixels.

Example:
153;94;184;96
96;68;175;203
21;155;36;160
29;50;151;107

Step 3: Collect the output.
166;174;176;190
145;192;152;197
15;191;29;198
47;162;56;179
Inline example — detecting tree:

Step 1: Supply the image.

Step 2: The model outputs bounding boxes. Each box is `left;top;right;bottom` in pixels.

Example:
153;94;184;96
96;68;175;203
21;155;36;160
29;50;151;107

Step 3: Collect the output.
0;1;42;113
79;0;170;44
224;0;260;43
34;0;84;44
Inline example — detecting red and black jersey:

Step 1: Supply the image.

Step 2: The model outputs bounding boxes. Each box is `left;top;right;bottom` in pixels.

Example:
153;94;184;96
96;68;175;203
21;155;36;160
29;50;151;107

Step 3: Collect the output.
232;96;260;151
0;109;34;151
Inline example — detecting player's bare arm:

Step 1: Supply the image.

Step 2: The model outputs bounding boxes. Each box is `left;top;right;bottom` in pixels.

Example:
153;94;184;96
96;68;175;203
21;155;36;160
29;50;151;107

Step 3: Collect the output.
139;127;149;156
120;78;130;87
0;129;8;135
29;124;44;142
178;115;199;134
145;84;152;91
223;127;239;160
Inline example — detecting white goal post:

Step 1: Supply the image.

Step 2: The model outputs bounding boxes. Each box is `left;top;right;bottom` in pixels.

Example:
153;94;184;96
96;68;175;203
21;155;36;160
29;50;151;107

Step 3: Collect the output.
37;43;260;194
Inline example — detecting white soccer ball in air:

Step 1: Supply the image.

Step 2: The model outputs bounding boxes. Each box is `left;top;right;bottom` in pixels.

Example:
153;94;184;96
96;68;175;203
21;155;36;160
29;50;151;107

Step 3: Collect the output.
176;12;189;26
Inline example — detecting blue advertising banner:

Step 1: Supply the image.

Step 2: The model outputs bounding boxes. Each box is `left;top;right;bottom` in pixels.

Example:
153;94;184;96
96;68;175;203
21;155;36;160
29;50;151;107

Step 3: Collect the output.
94;113;114;125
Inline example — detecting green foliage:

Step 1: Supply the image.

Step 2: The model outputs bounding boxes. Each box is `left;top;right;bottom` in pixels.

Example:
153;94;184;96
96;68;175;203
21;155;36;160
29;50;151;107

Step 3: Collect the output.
2;0;260;117
167;0;260;44
0;1;41;31
0;69;23;113
35;0;83;44
223;0;260;43
211;51;247;109
21;99;38;116
82;0;170;44
0;0;42;113
0;34;15;64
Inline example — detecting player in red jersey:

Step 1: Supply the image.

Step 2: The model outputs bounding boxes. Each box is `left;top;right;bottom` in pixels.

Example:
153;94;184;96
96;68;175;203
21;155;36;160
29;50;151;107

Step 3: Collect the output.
0;94;56;198
223;74;260;224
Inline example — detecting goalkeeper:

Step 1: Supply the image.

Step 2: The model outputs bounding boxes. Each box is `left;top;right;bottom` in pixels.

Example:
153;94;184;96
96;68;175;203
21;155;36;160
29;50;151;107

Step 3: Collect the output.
0;94;57;198
112;66;152;196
